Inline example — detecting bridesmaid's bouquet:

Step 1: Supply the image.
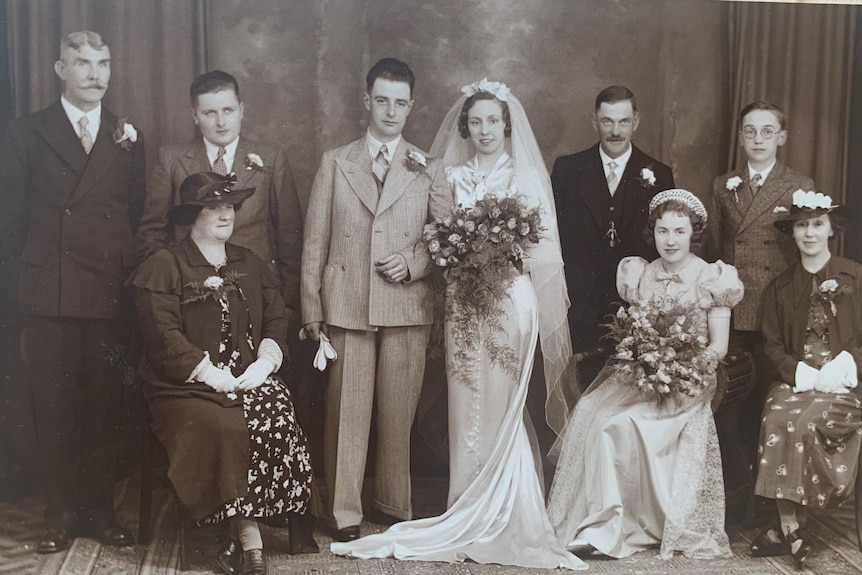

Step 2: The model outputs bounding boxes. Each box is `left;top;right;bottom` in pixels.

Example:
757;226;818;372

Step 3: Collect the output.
424;193;542;373
604;298;719;400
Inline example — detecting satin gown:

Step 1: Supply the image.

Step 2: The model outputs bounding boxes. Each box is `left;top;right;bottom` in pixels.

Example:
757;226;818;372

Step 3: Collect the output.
331;153;585;570
547;256;743;560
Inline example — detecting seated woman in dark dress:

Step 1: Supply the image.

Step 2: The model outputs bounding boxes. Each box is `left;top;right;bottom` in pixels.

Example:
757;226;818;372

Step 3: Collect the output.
751;191;862;569
129;172;316;575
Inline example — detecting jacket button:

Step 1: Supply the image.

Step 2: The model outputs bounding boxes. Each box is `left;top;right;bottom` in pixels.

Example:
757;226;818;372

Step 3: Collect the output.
105;211;112;218
609;206;615;212
344;231;351;237
65;208;72;216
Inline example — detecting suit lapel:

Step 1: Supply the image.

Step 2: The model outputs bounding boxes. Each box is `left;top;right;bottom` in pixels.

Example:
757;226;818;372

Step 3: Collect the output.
737;162;789;234
69;109;121;203
233;138;256;190
36;101;89;177
179;142;212;180
377;140;419;215
580;145;606;230
337;139;378;213
620;145;649;230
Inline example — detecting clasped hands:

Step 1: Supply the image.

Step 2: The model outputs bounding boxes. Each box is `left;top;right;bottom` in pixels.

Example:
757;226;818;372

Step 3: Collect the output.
198;357;275;394
793;351;858;394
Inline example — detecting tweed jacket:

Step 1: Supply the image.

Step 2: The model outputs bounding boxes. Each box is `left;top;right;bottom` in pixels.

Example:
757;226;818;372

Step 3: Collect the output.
762;256;862;392
710;162;815;331
552;143;674;345
301;137;450;331
0;100;146;319
137;137;303;310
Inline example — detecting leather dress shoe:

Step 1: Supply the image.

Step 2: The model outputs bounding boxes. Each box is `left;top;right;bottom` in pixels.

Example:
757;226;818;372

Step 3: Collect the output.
366;509;401;527
89;521;134;546
37;527;75;554
332;525;360;542
240;548;267;575
216;538;241;575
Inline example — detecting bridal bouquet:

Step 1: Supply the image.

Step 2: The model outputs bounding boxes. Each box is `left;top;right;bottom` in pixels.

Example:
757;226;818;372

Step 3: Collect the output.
604;298;718;400
424;193;542;373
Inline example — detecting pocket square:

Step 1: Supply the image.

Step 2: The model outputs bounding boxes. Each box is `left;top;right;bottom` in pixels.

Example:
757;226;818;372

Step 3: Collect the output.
773;206;789;214
313;333;337;371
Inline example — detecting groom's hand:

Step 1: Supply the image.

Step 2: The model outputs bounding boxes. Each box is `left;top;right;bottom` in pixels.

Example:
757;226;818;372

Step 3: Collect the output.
303;322;328;342
375;254;409;283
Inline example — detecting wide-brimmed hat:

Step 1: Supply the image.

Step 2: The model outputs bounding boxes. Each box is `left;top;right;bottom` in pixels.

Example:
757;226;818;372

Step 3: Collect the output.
774;189;849;235
171;172;254;215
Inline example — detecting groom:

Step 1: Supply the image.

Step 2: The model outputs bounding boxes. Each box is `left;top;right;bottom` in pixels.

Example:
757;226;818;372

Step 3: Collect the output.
552;85;674;378
301;58;449;541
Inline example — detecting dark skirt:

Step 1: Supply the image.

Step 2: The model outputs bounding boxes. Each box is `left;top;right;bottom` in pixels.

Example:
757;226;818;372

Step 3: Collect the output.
754;382;862;507
149;378;313;522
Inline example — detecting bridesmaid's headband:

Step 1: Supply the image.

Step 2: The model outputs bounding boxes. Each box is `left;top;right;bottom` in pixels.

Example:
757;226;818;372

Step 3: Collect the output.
649;189;708;222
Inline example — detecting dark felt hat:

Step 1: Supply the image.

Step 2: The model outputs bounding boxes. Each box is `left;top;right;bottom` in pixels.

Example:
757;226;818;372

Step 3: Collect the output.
171;172;254;215
774;190;849;235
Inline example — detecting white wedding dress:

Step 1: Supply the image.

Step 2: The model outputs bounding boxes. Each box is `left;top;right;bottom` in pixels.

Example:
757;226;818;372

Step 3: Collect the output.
330;154;585;570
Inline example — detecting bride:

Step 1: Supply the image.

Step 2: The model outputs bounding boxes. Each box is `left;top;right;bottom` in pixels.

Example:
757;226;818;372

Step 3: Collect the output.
330;79;584;570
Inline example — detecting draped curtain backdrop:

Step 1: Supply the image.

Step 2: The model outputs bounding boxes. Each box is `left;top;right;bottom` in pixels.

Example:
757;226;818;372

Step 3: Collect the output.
726;2;856;252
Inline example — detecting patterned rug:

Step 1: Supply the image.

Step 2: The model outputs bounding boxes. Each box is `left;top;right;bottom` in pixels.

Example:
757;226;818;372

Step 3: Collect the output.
2;477;861;575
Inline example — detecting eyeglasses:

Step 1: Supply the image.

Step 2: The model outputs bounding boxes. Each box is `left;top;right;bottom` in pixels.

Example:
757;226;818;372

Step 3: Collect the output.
740;126;780;140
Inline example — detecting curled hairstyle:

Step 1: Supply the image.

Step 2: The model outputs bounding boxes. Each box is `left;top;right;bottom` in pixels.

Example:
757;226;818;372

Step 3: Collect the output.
366;58;415;94
60;31;107;59
739;100;786;130
458;92;512;139
170;202;244;226
595;85;637;112
190;70;240;106
644;200;706;247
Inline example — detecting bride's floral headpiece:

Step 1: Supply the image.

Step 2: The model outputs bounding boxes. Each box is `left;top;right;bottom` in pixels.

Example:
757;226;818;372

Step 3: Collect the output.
461;78;510;102
648;189;708;222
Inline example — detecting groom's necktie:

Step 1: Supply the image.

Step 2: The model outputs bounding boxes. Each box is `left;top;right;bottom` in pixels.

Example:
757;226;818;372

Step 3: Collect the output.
212;147;228;175
606;160;619;196
78;116;93;154
372;144;390;191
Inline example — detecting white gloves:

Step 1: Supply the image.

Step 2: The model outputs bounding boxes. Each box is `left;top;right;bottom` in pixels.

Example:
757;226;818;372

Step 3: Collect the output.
236;357;275;391
314;332;337;371
815;350;858;394
793;362;818;393
198;361;239;394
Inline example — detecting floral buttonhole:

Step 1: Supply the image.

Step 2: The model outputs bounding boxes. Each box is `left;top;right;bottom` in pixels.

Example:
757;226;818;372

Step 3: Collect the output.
639;166;656;188
406;149;427;172
245;152;264;171
726;176;743;203
112;117;138;151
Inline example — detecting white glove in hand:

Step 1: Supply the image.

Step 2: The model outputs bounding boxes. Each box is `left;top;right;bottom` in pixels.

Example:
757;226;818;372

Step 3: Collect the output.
793;361;818;393
199;361;239;394
236;357;275;391
815;350;858;393
313;332;337;371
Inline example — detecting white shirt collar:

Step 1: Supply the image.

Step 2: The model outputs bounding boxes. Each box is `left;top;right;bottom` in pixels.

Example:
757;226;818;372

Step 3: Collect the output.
748;160;776;182
61;95;101;141
204;136;240;173
366;132;401;162
599;144;632;176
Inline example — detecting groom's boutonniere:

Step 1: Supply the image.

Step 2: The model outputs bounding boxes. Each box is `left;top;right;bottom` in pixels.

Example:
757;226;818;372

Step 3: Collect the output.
638;166;656;188
406;149;427;172
244;152;264;171
726;176;743;203
112;118;138;151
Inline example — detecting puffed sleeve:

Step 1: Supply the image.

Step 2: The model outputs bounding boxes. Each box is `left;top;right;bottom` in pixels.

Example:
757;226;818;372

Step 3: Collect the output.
128;249;207;382
697;260;744;319
616;256;648;305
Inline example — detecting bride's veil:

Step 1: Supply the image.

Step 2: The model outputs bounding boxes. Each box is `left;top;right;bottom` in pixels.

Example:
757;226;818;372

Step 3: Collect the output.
430;82;578;439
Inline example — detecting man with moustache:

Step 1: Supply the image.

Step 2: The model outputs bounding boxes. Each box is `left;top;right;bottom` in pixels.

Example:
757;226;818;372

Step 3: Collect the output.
552;85;674;383
137;70;303;326
301;58;449;541
0;31;145;552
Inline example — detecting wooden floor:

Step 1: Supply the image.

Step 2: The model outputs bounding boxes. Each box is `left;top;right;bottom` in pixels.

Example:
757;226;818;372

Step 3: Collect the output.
1;476;861;575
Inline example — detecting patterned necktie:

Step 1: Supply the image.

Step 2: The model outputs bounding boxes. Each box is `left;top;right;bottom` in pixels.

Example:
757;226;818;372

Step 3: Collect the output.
372;144;390;189
213;147;228;175
750;172;763;195
607;160;619;196
78;116;93;154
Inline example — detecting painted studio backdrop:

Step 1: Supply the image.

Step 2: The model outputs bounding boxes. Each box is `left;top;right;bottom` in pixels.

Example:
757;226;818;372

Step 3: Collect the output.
1;0;862;485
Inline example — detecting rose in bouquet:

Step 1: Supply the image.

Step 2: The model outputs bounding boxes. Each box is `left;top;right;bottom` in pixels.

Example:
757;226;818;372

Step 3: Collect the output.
424;192;542;374
604;297;718;401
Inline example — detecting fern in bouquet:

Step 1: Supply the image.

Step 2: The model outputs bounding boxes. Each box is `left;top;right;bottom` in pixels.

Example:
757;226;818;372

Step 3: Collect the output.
604;297;719;401
424;193;542;375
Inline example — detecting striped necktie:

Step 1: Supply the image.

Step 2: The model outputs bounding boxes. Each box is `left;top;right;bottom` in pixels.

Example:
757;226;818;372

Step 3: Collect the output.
607;160;619;196
79;116;93;154
372;144;390;189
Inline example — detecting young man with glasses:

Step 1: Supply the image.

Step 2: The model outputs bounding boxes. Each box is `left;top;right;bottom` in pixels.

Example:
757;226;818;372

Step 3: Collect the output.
707;100;815;525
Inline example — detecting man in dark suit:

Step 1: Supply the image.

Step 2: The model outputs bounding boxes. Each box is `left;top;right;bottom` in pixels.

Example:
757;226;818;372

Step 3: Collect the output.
552;85;674;380
0;31;145;552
